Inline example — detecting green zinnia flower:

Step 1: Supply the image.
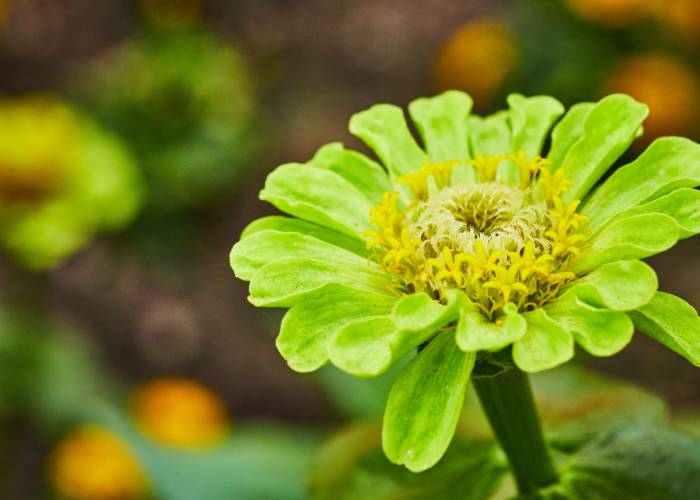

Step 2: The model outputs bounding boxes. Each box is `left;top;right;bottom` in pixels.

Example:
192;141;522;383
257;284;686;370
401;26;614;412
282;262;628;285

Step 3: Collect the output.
0;96;142;270
230;91;700;471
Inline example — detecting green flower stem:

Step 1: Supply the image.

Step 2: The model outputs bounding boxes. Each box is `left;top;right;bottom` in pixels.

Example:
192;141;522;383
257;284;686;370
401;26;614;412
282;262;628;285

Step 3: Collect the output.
472;363;558;494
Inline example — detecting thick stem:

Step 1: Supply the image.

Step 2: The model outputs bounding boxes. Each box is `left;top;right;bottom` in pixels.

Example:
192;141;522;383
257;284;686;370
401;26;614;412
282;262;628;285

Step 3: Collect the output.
472;364;558;494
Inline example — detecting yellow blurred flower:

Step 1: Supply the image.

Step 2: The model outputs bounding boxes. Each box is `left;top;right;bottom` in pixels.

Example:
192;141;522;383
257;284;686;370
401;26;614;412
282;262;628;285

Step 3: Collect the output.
0;98;79;201
565;0;653;26
132;377;231;448
139;0;203;29
433;20;518;107
48;425;148;500
651;0;700;44
603;54;700;141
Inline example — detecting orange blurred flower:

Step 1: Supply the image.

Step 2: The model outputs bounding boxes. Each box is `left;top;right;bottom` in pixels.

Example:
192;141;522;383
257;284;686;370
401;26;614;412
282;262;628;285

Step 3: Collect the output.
48;425;148;500
132;377;231;448
651;0;700;44
433;20;518;107
603;54;700;142
565;0;653;27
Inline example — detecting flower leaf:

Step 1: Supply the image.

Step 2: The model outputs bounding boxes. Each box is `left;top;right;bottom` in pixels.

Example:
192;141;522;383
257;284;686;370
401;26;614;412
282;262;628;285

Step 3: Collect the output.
545;295;633;357
467;111;511;157
602;188;700;240
507;94;564;158
248;257;393;307
391;289;464;332
383;331;476;472
349;104;429;178
582;137;700;231
278;286;397;373
408;91;473;162
327;316;397;377
560;94;648;203
547;102;594;170
513;309;574;373
309;143;392;205
629;291;700;367
239;215;368;257
574;213;678;272
260;163;373;238
563;259;657;311
231;230;369;281
456;302;527;352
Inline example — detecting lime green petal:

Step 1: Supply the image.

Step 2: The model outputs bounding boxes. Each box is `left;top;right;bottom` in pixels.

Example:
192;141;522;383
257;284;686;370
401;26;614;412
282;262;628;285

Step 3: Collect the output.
277;285;397;373
507;94;565;158
259;162;372;238
327;315;398;376
546;296;633;357
456;302;527;352
608;189;700;240
239;215;368;257
574;213;678;273
563;259;657;311
309;142;392;204
230;230;368;281
547;102;594;170
467;111;511;157
248;257;393;307
513;309;574;373
391;289;464;332
629;291;700;366
349;104;429;178
582;137;700;230
560;94;648;203
408;91;473;162
383;331;475;472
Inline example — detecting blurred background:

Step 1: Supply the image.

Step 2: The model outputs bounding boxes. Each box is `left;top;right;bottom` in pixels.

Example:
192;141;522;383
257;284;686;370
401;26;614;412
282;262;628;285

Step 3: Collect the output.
0;0;699;498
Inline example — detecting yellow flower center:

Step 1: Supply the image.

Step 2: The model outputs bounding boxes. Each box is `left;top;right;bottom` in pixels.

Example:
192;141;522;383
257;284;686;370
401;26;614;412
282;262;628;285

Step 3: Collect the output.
366;152;589;318
48;425;148;500
131;378;231;448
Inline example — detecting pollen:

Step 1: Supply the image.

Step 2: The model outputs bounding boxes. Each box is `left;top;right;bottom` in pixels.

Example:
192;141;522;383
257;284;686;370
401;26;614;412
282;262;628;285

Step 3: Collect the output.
366;151;589;318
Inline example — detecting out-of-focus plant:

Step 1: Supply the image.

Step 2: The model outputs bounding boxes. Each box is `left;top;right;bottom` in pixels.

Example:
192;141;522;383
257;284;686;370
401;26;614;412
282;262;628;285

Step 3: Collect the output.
230;90;700;497
73;28;258;213
139;0;203;29
0;96;142;270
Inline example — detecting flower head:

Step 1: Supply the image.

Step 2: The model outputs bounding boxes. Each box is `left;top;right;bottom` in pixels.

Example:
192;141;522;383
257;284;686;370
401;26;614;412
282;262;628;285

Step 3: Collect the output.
230;91;700;471
131;377;231;448
48;425;148;500
0;96;142;270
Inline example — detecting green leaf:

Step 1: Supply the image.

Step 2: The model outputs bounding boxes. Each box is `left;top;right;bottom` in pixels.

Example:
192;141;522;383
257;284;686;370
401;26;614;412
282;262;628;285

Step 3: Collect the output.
278;285;397;373
582;137;700;231
231;230;370;281
545;295;633;357
573;213;678;272
391;289;464;332
408;91;473;162
467;111;511;157
310;143;392;204
383;332;476;472
555;425;700;499
456;302;527;352
260;162;373;238
547;102;594;170
309;423;506;500
603;188;700;240
349;104;429;178
508;94;565;158
513;309;574;373
239;215;368;257
249;257;393;307
563;259;657;311
629;291;700;367
560;94;648;203
327;315;398;376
